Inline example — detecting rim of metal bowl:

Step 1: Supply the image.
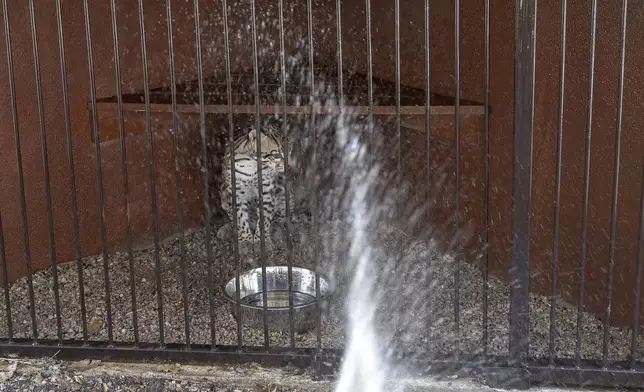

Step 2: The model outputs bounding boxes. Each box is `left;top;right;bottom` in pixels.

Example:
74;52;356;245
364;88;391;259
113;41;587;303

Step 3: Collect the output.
221;266;330;311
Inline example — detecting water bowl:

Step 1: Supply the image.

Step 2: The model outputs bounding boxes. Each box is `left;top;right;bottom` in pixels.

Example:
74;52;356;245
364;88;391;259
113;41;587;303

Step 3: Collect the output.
222;266;330;333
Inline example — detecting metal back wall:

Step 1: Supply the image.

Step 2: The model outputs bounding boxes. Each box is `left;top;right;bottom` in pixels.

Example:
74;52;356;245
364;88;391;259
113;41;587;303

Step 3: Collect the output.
0;0;644;389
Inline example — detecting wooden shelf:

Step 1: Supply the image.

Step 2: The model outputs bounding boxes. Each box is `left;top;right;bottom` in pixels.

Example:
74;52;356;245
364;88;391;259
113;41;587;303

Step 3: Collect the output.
90;69;485;146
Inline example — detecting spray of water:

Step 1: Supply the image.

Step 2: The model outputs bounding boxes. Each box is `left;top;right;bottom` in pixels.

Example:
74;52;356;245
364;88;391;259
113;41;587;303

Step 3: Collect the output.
331;114;388;392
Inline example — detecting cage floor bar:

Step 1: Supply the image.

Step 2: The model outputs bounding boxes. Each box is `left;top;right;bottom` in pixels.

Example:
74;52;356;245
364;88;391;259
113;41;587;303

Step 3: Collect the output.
2;340;644;389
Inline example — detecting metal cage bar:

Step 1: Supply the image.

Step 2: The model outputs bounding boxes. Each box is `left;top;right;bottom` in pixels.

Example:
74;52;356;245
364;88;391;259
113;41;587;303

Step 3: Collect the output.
336;0;343;106
453;0;461;358
482;0;490;358
2;0;38;342
249;0;270;348
336;0;351;352
137;0;165;348
110;0;140;347
603;0;628;367
509;0;537;363
278;0;295;349
576;0;598;367
549;0;567;366
29;0;62;344
305;0;322;351
220;0;242;349
165;0;191;350
424;0;433;358
193;0;217;348
55;0;87;344
365;0;374;131
27;0;63;344
393;0;403;351
83;0;114;344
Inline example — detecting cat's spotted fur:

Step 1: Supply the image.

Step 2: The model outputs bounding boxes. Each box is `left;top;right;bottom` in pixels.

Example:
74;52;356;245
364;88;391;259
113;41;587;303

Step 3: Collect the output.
218;123;293;252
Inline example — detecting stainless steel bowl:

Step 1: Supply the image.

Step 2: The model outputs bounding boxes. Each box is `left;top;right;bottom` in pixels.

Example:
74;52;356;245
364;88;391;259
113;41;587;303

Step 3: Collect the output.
222;266;330;333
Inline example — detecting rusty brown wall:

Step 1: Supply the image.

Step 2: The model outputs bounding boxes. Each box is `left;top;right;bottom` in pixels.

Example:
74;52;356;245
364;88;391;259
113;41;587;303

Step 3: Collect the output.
1;0;644;330
530;1;644;331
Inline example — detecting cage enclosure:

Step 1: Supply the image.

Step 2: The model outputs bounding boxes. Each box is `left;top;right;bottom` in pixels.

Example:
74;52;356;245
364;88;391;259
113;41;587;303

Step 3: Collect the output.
1;0;644;389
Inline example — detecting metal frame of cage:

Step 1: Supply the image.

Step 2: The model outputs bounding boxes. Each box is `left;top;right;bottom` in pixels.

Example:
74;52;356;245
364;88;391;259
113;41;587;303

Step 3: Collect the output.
0;0;643;389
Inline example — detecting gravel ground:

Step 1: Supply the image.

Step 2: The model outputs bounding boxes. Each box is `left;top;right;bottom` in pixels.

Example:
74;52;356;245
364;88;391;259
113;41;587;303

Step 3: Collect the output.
0;358;324;391
0;220;642;361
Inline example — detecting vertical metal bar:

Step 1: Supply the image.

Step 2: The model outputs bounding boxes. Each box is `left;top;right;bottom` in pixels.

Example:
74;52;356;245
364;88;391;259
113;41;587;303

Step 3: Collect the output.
575;0;598;367
83;0;113;344
482;0;490;357
2;0;37;342
631;161;644;369
0;214;13;341
110;0;139;346
29;0;63;345
424;0;432;357
137;0;165;349
165;0;190;350
220;0;241;349
249;0;269;348
336;0;343;106
394;0;401;158
335;0;345;351
453;0;461;358
192;0;216;348
306;0;321;351
550;0;567;366
277;0;294;349
394;0;403;351
365;0;374;129
510;0;537;362
56;0;87;344
603;0;628;367
247;0;268;349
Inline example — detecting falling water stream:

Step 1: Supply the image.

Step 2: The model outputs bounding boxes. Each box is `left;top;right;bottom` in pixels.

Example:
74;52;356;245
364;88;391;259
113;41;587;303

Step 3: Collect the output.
332;116;389;392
